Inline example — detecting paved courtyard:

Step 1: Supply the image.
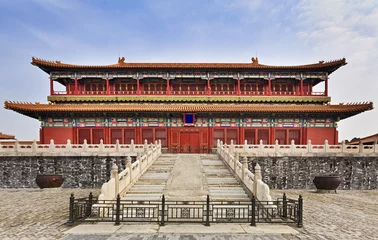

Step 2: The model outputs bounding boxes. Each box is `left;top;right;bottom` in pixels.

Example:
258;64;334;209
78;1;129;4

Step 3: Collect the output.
0;188;377;239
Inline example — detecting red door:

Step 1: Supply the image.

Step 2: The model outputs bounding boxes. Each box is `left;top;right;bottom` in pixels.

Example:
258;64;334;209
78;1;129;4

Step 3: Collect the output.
180;132;200;153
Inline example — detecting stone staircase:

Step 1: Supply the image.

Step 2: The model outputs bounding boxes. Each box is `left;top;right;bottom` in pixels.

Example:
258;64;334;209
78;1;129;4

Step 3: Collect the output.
122;155;177;201
122;154;250;202
201;154;250;202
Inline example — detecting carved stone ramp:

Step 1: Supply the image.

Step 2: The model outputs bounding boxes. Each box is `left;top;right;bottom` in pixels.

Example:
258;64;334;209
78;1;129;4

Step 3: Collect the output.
122;154;250;202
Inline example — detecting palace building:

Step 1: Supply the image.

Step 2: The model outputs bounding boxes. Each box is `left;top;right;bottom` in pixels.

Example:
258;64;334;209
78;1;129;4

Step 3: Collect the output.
4;57;373;153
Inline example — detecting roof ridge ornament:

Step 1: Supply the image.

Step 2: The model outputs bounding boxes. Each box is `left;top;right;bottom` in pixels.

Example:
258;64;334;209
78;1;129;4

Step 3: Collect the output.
118;57;126;64
251;57;259;65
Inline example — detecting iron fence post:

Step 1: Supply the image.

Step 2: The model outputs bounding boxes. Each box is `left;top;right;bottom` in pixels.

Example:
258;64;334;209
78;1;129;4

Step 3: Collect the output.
160;194;165;226
297;195;303;228
86;192;93;217
67;193;74;226
205;195;210;226
251;195;256;226
115;194;121;226
283;193;287;218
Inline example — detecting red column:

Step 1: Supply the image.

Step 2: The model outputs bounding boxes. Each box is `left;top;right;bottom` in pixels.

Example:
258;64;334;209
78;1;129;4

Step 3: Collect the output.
74;78;78;95
268;78;272;95
300;78;304;96
166;78;170;95
106;78;110;95
137;78;141;94
50;78;54;95
207;78;211;95
325;77;328;96
237;78;241;95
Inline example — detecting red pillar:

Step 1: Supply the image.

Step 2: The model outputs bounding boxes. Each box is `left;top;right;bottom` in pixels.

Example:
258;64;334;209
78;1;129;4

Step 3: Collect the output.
237;78;241;95
207;78;211;95
166;78;170;95
325;77;328;96
74;78;78;95
137;78;141;94
50;78;54;95
268;78;272;95
300;78;304;96
106;78;110;95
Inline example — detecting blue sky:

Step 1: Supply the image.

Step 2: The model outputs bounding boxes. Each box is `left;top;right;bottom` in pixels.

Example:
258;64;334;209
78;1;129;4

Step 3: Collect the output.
0;0;377;141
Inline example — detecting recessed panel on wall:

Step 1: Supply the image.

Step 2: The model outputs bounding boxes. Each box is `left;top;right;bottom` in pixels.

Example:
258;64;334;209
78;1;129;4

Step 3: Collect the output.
42;118;72;127
307;118;334;128
75;118;105;127
213;118;238;127
140;117;167;127
108;117;136;127
171;117;184;127
243;118;271;127
274;118;303;128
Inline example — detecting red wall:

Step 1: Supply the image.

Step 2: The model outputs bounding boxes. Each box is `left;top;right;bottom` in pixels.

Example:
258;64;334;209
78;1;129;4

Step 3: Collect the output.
41;127;73;144
306;128;337;144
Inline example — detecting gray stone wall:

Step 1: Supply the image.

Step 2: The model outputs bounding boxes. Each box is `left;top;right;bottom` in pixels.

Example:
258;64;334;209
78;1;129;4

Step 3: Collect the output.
247;156;378;189
0;156;134;188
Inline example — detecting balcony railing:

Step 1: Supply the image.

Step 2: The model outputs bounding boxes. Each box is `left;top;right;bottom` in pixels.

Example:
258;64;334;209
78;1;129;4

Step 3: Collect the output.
52;90;327;97
171;91;207;95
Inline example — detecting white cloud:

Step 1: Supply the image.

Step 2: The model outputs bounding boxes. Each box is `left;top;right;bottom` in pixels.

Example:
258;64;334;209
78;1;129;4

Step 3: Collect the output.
294;0;378;140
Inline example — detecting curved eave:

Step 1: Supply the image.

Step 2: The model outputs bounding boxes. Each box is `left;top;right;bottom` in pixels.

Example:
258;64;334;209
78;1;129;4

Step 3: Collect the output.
31;57;347;75
4;101;373;120
47;95;331;104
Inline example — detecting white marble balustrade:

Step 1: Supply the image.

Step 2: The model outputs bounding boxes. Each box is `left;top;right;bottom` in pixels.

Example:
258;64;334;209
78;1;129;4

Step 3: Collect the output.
98;140;162;200
226;139;378;156
0;139;151;156
216;140;272;201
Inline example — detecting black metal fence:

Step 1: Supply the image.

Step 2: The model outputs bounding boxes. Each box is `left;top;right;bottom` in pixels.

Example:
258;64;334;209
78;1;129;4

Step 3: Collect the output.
68;193;303;227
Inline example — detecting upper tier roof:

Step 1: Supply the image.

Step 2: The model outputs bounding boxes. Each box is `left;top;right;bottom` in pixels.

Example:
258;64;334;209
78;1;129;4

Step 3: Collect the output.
31;57;347;74
4;101;373;120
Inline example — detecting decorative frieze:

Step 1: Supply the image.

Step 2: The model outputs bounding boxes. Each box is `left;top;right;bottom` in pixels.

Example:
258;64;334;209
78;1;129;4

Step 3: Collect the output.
50;70;328;81
41;117;336;128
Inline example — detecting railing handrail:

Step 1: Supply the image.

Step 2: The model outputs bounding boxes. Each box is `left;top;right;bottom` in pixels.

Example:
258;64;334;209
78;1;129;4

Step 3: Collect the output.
0;139;159;155
228;139;378;155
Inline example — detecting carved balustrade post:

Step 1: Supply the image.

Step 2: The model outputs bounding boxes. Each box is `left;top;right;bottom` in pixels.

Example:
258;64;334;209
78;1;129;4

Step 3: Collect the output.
324;140;329;153
230;140;234;155
307;140;312;153
115;139;120;152
274;140;279;153
341;140;345;153
259;139;263;153
126;156;132;182
137;152;142;171
290;140;295;153
144;139;148;153
32;139;38;154
359;140;363;153
99;139;104;152
14;140;20;153
83;139;88;152
244;139;248;152
374;140;378;153
130;139;135;153
241;156;248;182
234;152;239;171
49;139;55;152
111;164;119;197
253;163;262;196
66;139;72;152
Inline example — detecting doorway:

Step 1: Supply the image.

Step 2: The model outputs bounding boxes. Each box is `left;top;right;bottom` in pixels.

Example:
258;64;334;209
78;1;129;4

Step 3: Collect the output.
180;132;200;153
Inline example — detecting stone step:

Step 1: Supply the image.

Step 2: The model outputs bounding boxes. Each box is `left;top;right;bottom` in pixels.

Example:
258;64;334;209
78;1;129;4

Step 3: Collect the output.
122;194;162;201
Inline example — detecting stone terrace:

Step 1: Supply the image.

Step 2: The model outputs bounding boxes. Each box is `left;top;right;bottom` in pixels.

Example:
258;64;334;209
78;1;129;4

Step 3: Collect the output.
0;189;377;239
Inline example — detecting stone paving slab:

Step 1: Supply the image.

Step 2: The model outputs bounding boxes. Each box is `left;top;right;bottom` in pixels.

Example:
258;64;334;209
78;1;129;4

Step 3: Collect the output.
1;186;378;239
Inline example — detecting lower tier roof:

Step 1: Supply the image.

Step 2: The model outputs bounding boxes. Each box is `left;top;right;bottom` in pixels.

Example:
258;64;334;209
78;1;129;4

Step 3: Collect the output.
4;101;373;120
